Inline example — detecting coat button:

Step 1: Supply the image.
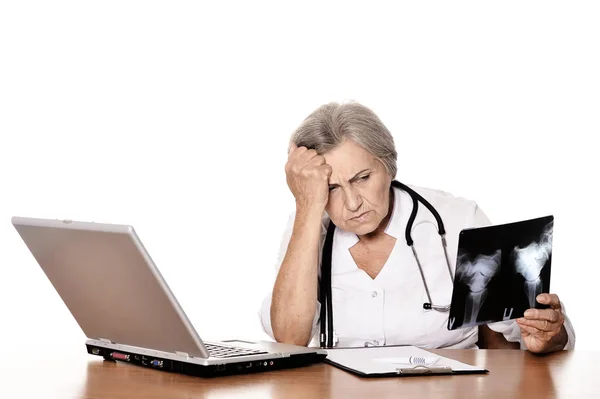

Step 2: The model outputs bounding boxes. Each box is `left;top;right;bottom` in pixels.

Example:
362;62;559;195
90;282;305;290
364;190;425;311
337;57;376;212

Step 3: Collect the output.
371;291;378;298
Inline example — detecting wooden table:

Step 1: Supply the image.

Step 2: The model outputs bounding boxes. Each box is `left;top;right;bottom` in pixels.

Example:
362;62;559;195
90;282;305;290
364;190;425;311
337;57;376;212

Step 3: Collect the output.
2;349;598;398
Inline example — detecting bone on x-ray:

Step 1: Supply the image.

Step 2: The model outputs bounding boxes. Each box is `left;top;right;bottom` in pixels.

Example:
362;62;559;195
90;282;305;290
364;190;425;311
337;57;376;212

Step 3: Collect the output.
456;249;502;325
513;221;553;308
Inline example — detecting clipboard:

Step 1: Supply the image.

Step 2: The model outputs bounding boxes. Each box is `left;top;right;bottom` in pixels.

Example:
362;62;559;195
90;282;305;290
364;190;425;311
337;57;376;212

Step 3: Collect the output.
324;345;488;378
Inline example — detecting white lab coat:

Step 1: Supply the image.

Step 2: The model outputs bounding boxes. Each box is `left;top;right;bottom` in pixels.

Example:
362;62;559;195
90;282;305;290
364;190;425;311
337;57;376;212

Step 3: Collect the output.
259;184;576;350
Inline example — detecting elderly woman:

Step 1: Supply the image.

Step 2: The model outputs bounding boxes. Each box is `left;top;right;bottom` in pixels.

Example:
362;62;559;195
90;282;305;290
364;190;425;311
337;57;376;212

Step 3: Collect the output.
259;101;575;352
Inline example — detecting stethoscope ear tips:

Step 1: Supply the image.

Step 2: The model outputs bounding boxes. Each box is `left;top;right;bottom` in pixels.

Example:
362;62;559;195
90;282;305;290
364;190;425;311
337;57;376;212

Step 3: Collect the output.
423;303;432;310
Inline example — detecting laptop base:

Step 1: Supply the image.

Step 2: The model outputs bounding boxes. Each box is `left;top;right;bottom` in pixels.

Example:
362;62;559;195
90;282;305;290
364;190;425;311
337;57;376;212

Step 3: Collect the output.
86;344;327;377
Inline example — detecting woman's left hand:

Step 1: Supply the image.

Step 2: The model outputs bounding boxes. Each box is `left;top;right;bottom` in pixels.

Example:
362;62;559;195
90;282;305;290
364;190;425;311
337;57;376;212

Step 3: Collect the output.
516;293;568;353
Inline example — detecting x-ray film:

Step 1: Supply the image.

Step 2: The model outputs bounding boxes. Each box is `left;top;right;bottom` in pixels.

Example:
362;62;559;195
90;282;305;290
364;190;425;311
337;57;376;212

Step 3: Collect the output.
447;215;553;330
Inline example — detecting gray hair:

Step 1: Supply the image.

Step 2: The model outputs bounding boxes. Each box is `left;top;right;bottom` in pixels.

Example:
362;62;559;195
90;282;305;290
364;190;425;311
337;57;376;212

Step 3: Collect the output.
290;101;398;178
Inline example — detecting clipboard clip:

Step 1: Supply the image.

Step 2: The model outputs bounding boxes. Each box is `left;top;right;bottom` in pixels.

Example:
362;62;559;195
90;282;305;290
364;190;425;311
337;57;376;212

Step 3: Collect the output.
396;365;453;375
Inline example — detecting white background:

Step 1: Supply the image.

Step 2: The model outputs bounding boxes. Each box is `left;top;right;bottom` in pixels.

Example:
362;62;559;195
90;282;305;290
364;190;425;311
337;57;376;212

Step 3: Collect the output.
1;1;598;356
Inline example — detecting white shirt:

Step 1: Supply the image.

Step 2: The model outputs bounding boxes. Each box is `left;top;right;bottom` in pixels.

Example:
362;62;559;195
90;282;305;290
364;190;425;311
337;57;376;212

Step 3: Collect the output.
259;184;576;350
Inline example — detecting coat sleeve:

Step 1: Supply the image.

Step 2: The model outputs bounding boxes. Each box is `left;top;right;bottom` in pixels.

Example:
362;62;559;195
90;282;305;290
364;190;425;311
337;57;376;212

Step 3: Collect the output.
468;204;576;350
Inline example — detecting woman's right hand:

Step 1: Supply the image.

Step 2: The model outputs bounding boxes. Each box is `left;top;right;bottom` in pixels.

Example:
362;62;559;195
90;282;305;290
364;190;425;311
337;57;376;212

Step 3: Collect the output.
285;143;332;212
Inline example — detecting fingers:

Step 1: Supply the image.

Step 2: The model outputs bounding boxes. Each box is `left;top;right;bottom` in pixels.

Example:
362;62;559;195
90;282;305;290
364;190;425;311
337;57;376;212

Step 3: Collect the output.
536;293;561;309
297;148;320;165
523;308;562;323
317;164;333;180
285;143;332;194
303;163;331;181
288;145;318;164
287;143;307;161
288;141;298;155
517;318;556;332
305;154;326;170
517;295;567;353
517;306;564;333
518;323;541;336
287;146;326;171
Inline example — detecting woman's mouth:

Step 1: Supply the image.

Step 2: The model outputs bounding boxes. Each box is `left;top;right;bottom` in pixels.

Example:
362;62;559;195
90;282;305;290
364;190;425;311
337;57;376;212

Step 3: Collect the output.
350;211;372;223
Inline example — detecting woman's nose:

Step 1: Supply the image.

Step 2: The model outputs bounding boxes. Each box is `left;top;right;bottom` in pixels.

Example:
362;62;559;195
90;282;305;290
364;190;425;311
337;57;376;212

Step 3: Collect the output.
344;188;362;212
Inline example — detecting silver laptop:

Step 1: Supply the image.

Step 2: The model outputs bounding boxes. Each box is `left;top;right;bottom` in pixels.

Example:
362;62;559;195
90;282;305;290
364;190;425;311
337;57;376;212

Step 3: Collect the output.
11;216;326;377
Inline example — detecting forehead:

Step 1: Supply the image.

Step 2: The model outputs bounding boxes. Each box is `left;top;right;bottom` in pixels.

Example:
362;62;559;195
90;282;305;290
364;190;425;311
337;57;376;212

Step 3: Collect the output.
323;139;378;173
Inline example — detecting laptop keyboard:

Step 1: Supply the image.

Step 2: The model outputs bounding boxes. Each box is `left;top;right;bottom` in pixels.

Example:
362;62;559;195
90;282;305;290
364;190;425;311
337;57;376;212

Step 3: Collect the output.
205;343;268;358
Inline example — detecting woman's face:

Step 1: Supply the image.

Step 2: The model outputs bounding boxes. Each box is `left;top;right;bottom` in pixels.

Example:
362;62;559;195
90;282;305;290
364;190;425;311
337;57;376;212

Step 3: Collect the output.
322;139;393;236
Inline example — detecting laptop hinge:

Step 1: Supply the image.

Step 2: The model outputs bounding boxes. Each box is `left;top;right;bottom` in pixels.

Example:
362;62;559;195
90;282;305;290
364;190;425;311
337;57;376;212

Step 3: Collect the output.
99;338;114;344
175;351;190;359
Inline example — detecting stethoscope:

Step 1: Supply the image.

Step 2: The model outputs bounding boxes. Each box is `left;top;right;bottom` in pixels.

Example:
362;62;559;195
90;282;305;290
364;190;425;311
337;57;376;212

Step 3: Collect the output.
319;180;455;348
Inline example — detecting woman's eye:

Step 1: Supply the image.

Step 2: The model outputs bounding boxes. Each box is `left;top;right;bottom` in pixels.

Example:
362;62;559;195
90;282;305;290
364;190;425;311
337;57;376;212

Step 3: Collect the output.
329;186;337;192
359;174;370;181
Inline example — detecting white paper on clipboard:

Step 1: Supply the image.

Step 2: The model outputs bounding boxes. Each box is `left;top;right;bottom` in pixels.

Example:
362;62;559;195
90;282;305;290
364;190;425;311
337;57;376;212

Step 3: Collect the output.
324;345;487;376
